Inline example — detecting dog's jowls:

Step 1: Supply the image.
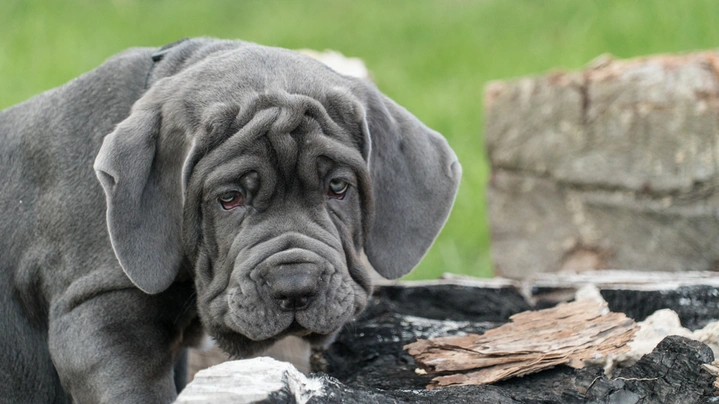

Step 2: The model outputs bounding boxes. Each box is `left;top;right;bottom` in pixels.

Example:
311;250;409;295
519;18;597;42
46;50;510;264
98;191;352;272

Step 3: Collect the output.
0;38;460;403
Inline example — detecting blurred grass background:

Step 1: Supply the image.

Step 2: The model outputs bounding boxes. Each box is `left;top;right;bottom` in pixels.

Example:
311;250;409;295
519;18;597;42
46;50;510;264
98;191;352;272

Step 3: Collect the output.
3;0;719;279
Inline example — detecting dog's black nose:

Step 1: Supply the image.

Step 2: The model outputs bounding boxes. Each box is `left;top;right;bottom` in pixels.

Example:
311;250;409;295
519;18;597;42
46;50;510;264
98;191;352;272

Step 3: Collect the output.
267;264;320;311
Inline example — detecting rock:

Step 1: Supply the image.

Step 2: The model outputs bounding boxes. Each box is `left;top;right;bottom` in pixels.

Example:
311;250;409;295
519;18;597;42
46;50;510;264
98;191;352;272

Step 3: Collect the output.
485;51;719;277
175;357;323;403
607;309;694;370
187;335;311;384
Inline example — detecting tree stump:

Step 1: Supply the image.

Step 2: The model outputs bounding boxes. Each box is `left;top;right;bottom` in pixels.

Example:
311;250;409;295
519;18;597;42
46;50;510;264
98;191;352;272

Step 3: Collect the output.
485;51;719;278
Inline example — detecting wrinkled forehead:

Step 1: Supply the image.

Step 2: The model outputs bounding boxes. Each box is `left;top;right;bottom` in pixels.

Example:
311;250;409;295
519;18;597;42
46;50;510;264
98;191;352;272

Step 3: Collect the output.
168;45;358;113
186;92;370;193
162;46;373;191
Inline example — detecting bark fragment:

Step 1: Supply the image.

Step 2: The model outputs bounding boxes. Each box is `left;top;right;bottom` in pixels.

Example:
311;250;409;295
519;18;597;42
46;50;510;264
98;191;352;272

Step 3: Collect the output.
405;300;638;388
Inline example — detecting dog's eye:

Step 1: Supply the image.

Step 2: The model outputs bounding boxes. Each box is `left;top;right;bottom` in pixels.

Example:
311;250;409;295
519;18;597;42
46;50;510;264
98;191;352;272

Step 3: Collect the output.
327;179;348;200
218;191;244;210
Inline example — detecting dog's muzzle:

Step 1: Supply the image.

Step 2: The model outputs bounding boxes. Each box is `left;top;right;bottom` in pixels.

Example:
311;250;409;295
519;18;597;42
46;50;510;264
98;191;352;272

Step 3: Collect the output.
257;247;329;315
224;237;357;341
265;262;321;311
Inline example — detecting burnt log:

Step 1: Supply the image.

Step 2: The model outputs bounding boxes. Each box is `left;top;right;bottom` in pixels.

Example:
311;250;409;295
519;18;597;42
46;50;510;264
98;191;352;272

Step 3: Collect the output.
311;282;719;403
178;279;719;403
181;341;715;403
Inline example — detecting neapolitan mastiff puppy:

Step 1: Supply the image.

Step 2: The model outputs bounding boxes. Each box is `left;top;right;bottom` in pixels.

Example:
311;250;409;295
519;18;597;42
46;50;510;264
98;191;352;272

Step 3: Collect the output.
0;38;460;403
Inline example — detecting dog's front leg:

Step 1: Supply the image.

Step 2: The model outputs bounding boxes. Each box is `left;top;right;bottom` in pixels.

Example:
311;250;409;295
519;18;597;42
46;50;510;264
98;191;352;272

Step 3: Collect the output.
48;282;194;404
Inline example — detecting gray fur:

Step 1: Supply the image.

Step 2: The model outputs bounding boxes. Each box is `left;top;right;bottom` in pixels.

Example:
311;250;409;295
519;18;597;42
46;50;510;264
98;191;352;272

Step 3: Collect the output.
0;38;460;403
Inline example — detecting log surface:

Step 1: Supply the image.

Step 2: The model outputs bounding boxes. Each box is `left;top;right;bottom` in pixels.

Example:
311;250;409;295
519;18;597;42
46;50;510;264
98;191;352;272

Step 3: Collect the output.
178;280;719;403
311;283;719;403
485;51;719;277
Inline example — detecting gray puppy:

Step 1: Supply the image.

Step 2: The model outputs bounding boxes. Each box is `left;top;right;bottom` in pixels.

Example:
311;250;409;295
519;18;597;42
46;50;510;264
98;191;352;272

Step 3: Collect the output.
0;38;460;403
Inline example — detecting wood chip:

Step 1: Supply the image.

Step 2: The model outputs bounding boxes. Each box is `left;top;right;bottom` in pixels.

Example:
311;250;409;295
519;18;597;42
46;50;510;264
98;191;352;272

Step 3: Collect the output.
404;300;638;388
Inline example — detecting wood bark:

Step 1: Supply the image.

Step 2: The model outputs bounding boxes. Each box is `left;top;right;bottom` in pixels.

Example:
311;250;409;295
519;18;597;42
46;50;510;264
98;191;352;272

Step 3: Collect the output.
405;300;638;388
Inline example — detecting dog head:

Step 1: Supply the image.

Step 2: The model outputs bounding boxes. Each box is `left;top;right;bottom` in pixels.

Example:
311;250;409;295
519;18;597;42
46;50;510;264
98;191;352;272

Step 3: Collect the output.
94;41;461;355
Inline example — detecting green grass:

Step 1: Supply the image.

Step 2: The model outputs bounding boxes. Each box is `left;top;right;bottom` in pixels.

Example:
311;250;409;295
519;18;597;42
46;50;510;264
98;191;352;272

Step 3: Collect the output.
3;0;719;279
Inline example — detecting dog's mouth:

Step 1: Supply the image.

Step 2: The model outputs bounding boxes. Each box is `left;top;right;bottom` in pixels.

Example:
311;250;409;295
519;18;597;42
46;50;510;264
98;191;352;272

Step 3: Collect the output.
209;236;371;350
222;281;354;342
283;319;341;349
218;241;362;340
285;319;313;337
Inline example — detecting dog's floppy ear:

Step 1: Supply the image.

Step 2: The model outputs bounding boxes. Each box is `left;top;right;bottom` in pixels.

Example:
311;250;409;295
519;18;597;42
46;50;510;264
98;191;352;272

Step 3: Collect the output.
361;92;461;279
94;96;185;294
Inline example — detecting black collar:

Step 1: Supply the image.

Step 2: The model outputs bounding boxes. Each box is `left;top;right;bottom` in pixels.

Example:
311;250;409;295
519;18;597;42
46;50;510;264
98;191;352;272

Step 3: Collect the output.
145;38;189;89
